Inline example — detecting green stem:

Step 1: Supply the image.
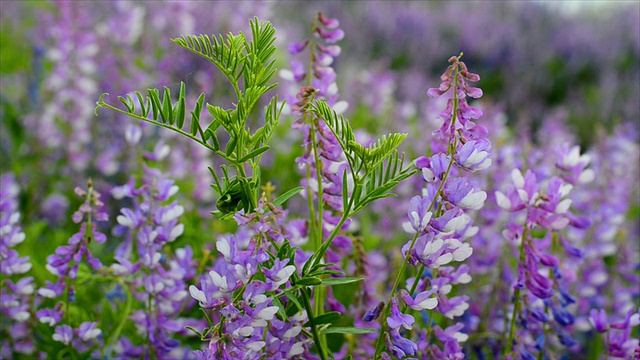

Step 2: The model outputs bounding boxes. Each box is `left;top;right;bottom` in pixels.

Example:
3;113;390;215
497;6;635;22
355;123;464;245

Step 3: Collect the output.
104;280;134;358
372;232;420;357
300;287;327;360
503;226;529;358
96;101;233;162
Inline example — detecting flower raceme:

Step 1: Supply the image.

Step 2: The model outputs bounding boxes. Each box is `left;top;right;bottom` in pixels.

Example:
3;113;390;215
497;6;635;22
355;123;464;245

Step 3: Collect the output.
371;54;491;359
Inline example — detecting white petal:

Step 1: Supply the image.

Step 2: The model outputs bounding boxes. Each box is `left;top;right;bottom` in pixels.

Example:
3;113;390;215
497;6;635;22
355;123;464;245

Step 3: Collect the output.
453;332;469;343
452;243;473;262
435;253;453;266
209;271;228;291
246;341;266;352
189;285;207;304
81;329;102;341
422;168;436;182
116;215;134;227
460;191;486;210
279;69;294;81
423;238;444;257
216;238;232;261
579;169;595;184
333;100;349;115
559;183;573;197
257;306;279;321
455;273;472;284
234;326;254;337
495;191;511;209
414;297;438;310
511;169;525;188
555;199;572;214
169;224;184;241
283;325;302;340
38;288;57;298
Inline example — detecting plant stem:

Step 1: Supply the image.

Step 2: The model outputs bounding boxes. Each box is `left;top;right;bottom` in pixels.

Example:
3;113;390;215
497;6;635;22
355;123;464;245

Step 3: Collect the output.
300;287;327;360
372;232;420;357
503;226;528;358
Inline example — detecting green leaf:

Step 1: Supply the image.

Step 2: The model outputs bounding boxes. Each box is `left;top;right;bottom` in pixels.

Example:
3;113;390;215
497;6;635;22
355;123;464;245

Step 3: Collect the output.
149;88;162;121
162;87;173;124
225;136;238;156
297;276;322;286
277;241;291;260
308;269;343;277
185;326;202;337
312;311;342;325
238;146;269;163
272;186;303;207
175;82;186;129
190;93;206;136
118;95;134;113
171;31;247;87
320;277;364;286
342;169;349;211
207;104;231;129
321;327;377;335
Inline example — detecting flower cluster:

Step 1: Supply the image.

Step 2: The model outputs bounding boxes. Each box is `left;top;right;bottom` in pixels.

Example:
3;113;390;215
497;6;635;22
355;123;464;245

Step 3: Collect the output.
283;13;360;322
36;179;107;354
110;165;196;358
0;173;34;356
494;142;597;357
368;54;490;359
188;197;312;359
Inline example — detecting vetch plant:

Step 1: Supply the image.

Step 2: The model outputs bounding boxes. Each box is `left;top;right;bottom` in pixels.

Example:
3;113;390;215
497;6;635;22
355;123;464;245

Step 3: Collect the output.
2;5;638;360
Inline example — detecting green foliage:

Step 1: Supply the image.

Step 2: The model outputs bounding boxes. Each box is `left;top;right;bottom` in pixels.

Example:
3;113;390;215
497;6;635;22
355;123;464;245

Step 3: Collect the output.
95;18;293;218
310;100;415;218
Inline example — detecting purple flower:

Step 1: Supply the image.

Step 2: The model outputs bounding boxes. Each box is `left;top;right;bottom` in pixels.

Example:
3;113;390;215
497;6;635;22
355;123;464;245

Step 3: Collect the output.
52;325;73;345
407;195;433;232
443;178;487;210
36;308;63;326
387;298;414;330
262;259;296;291
399;289;438;311
77;321;101;341
288;41;308;55
315;27;344;44
386;329;417;357
455;139;492;171
363;301;385;322
318;12;340;29
430;208;471;235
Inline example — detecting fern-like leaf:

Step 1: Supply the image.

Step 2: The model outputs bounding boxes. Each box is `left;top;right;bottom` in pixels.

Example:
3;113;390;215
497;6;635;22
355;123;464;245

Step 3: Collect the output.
352;150;415;214
171;33;247;88
95;83;229;161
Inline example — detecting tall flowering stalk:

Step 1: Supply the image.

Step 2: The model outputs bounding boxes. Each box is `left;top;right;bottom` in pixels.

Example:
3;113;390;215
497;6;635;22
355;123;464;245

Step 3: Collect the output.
495;143;596;358
0;173;35;357
281;11;349;256
110;164;197;358
282;12;355;353
370;53;490;359
36;178;107;356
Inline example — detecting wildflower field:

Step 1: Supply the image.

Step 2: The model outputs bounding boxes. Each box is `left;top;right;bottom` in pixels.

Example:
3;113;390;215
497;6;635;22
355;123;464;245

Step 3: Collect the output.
1;1;639;359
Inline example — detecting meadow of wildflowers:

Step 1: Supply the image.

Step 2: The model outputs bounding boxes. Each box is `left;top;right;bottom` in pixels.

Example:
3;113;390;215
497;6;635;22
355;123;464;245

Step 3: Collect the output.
1;1;639;359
